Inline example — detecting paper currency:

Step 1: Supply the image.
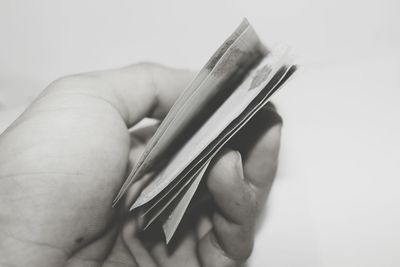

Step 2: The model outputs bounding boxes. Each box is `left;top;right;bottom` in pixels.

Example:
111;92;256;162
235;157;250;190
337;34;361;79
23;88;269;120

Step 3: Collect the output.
113;18;296;243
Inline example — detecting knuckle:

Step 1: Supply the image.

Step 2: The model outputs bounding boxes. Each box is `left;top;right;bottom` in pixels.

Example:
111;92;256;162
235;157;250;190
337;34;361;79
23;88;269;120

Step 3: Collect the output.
260;102;283;126
132;62;164;73
265;101;277;112
207;151;241;192
218;150;241;171
47;73;97;92
226;235;254;261
51;74;85;86
218;151;240;172
237;241;254;261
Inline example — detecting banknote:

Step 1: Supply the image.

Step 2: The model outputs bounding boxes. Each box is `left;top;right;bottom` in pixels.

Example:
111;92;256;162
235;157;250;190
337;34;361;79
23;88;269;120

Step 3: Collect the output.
113;18;296;243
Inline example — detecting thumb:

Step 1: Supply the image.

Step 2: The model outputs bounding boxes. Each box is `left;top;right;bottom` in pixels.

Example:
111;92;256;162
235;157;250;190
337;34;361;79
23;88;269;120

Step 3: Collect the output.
39;62;195;128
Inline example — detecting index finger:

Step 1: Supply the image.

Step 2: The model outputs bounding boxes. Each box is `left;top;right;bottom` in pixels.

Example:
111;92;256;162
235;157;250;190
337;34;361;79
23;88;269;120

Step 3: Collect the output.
41;63;195;128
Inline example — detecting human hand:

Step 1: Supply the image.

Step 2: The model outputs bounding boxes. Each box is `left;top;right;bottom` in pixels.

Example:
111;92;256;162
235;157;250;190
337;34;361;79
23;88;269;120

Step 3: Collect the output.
0;63;282;267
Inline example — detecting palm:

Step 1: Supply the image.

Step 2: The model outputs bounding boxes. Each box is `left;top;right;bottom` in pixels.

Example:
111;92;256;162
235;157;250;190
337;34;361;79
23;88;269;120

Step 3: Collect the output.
0;64;282;267
0;78;138;266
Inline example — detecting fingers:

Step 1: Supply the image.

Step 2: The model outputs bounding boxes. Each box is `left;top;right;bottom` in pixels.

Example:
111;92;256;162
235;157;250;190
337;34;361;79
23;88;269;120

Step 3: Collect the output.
122;217;158;267
198;109;282;265
148;226;200;267
122;124;160;210
230;105;282;203
198;150;255;266
198;231;242;267
102;234;139;267
207;150;256;227
42;63;195;128
123;214;202;267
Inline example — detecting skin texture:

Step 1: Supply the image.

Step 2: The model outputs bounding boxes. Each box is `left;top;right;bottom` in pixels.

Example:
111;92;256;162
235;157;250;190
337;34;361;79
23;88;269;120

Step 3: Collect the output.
0;63;282;267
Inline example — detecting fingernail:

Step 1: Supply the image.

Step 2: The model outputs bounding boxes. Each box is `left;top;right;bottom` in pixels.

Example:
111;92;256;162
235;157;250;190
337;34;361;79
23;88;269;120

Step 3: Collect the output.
234;150;242;164
233;150;244;180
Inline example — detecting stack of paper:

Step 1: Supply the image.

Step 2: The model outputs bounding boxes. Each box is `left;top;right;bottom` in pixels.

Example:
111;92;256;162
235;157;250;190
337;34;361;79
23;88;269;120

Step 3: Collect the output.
113;19;296;243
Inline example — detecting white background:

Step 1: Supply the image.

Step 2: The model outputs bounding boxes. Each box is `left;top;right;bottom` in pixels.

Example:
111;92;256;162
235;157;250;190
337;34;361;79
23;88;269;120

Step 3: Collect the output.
1;1;399;266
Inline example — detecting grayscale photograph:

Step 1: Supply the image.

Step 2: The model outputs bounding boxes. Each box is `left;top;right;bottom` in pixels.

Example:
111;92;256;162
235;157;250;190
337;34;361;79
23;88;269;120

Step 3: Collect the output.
0;1;399;266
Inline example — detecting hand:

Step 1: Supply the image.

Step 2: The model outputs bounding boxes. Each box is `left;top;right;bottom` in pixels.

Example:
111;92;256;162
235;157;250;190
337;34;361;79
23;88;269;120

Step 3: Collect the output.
0;63;282;267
